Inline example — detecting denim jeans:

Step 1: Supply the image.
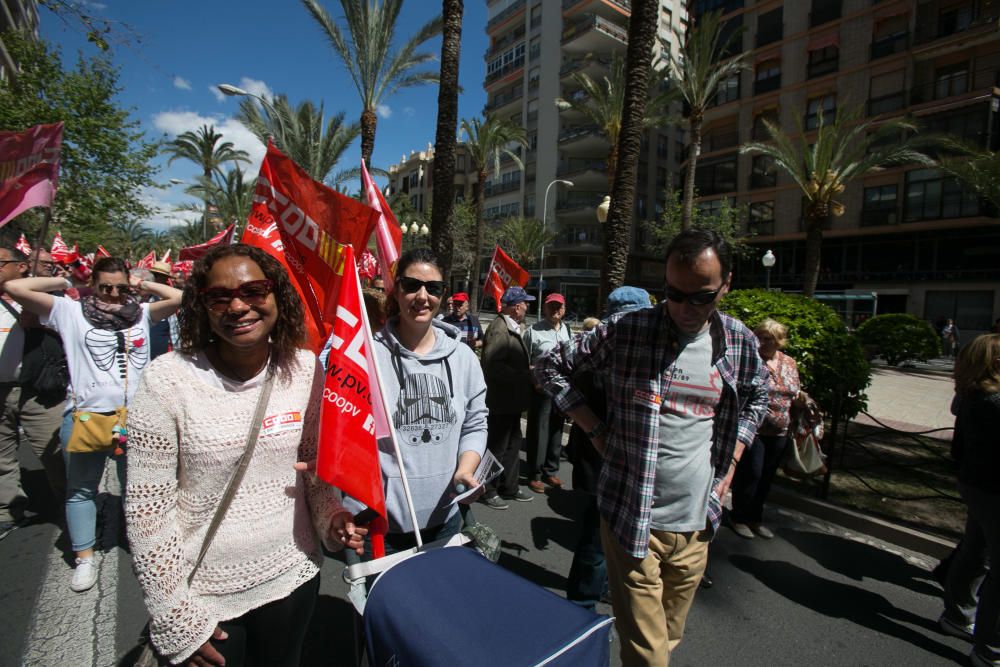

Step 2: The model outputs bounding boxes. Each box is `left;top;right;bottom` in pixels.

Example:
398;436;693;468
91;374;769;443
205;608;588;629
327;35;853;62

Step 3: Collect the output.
566;495;606;610
60;408;126;552
526;393;563;480
731;434;788;525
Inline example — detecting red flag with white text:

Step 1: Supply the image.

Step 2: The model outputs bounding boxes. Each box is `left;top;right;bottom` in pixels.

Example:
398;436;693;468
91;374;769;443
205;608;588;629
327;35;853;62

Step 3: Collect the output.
136;250;156;269
317;244;389;557
0;123;63;228
243;142;379;352
15;233;31;257
178;223;235;261
360;160;401;288
95;245;111;258
484;245;529;312
50;231;72;262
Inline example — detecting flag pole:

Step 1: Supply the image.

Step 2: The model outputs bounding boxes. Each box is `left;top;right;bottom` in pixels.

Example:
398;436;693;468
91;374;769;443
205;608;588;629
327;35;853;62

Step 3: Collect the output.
30;207;53;277
478;246;498;315
352;251;423;548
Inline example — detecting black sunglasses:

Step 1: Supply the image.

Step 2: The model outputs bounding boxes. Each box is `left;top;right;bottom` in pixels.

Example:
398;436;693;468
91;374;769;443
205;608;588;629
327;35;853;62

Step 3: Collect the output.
200;279;274;312
97;283;134;296
396;276;446;298
664;284;724;307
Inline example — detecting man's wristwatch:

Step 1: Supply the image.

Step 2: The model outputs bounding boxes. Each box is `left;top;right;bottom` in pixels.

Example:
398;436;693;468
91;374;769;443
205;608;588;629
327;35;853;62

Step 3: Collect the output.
586;421;608;440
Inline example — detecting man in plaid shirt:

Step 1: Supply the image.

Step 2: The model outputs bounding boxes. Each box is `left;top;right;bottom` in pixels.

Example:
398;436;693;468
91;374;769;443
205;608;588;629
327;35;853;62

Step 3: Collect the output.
536;230;768;665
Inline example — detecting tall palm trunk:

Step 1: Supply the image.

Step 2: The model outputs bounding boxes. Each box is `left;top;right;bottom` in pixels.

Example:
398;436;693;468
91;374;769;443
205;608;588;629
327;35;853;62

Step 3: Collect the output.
469;168;487;310
431;0;463;285
605;142;619;192
803;211;826;297
601;0;659;305
360;108;378;168
681;112;702;230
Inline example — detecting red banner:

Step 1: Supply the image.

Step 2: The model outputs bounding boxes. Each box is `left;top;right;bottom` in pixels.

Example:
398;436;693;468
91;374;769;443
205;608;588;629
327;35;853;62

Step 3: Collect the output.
95;245;111;258
178;223;235;261
360;160;401;289
316;244;389;557
15;233;31;257
484;245;529;312
136;250;156;269
0;123;63;228
243;142;379;353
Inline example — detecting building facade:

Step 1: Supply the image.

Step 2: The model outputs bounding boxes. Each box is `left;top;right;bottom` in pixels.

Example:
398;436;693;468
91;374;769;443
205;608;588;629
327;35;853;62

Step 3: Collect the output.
693;0;1000;335
0;0;39;82
484;0;688;317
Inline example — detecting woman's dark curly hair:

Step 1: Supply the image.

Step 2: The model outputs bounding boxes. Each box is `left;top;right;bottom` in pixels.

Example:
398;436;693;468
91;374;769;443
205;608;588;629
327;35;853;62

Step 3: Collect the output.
177;243;305;371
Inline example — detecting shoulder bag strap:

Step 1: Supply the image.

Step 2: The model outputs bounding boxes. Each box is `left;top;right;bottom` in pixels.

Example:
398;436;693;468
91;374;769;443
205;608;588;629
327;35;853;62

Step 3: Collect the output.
186;369;276;586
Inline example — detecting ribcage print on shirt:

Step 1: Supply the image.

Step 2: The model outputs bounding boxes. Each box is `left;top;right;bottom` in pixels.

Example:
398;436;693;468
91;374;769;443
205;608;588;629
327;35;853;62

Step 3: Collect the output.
84;327;150;379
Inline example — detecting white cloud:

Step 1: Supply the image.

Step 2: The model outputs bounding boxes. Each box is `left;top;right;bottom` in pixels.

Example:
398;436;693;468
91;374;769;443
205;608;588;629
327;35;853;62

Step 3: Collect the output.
81;0;107;10
172;76;192;91
210;85;226;103
403;106;415;117
138;185;203;232
239;77;273;102
376;104;392;119
152;109;266;169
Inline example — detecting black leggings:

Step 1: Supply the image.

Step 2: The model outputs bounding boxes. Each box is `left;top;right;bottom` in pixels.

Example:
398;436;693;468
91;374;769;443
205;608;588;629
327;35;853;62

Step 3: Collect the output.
211;574;320;667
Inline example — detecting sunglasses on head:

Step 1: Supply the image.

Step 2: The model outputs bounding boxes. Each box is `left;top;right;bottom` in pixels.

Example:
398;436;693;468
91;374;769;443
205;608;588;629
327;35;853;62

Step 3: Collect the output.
97;283;134;296
200;279;274;312
396;276;446;298
663;284;724;307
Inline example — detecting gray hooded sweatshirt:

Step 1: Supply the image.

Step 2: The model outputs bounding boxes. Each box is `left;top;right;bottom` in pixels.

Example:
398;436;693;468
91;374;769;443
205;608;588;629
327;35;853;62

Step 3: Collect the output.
372;318;489;533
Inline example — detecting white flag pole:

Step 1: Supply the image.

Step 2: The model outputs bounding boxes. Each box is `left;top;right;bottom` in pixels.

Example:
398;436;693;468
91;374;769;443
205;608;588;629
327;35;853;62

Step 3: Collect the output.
351;248;423;547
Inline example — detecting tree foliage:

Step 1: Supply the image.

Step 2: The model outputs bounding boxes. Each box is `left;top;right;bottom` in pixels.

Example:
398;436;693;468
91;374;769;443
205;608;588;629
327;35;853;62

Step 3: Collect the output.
721;289;871;419
0;31;159;250
643;189;751;258
937;143;1000;214
495;216;554;269
857;313;941;366
180;166;257;238
163;124;249;179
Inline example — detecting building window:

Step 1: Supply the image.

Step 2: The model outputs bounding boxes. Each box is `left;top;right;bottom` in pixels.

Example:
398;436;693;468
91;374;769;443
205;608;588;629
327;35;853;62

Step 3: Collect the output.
810;0;841;27
695;158;737;196
530;4;541;29
935;62;969;100
486;42;525;79
925;107;988;148
749;201;775;235
805;94;836;130
750;155;776;189
712;73;740;106
868;70;905;116
457;155;466;171
756;7;782;48
752;108;779;140
871;13;909;60
529;37;540;61
904;169;979;222
754;59;781;95
861;185;898;226
657;135;669;159
716;15;744;60
938;5;974;38
807;45;839;79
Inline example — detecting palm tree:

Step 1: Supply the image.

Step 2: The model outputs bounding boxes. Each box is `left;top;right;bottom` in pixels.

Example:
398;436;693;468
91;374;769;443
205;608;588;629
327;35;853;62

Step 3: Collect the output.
162;124;250;179
555;53;672;191
461;115;527;308
110;219;152;260
741;106;934;296
601;0;660;301
182;166;257;237
236;94;360;185
430;0;464;282
937;143;1000;213
168;221;206;249
496;216;555;269
301;0;442;167
666;10;751;229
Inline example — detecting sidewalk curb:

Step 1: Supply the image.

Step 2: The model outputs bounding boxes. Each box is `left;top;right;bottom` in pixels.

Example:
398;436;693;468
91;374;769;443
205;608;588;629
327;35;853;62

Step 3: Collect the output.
770;486;957;560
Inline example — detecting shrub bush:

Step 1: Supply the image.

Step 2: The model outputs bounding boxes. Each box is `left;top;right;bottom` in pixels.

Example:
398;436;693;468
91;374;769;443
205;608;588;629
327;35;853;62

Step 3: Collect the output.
856;313;941;366
720;289;871;419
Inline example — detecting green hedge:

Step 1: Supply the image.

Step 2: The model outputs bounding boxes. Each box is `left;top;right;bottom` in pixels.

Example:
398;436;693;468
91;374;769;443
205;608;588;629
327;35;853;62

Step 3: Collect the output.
720;289;871;419
856;313;941;366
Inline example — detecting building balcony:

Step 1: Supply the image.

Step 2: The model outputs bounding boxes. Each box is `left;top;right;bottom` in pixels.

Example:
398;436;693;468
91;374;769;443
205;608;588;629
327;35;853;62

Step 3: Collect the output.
484;180;522;198
560;55;612;81
555;191;605;221
551;226;605;251
867;91;906;117
487;0;527;34
562;0;630;21
556;159;608;188
913;1;998;50
561;15;628;55
558;124;609;155
484;86;524;115
485;57;525;88
753;75;781;96
484;29;525;60
870;31;909;61
909;79;995;112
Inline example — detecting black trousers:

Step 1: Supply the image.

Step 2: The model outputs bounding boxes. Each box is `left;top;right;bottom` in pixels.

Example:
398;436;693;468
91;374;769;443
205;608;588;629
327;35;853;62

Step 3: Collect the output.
484;412;523;497
526;393;564;480
730;434;789;525
212;573;320;667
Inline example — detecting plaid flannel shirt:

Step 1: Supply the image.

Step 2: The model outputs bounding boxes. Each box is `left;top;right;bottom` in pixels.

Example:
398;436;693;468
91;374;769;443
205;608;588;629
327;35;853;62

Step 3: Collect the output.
535;305;769;558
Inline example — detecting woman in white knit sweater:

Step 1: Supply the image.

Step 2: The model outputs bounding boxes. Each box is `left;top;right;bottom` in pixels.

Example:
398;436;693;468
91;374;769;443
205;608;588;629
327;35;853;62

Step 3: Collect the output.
125;244;365;666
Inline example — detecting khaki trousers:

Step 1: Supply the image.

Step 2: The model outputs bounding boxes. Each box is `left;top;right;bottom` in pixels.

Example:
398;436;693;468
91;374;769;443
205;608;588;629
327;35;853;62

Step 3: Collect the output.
601;519;710;666
0;383;66;522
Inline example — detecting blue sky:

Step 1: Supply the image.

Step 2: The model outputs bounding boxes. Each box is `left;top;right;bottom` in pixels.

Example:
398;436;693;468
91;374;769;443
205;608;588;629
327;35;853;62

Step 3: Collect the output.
39;1;488;230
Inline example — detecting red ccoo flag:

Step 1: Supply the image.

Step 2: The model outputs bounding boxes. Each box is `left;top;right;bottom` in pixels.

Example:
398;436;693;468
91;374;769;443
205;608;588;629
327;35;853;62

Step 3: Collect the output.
0;123;63;228
50;231;72;262
360;160;401;290
178;223;235;261
483;245;529;312
317;244;390;558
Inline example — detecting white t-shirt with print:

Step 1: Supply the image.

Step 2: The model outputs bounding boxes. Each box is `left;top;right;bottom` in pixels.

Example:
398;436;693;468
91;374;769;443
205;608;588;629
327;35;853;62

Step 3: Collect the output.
41;296;152;411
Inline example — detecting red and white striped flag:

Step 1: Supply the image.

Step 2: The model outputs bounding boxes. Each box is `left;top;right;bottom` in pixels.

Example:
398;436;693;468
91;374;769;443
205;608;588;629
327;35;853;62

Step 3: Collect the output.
136;250;156;269
360;160;401;291
50;231;71;261
95;245;111;258
15;233;31;257
357;248;378;280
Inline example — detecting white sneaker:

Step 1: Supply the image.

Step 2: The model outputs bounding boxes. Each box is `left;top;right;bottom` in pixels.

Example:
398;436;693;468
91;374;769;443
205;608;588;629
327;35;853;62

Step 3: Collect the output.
938;613;974;642
70;557;97;592
731;522;755;539
752;524;775;539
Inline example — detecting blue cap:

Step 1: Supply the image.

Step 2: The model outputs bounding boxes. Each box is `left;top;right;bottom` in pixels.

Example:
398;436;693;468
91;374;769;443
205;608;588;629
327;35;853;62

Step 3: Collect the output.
501;286;536;305
606;286;651;316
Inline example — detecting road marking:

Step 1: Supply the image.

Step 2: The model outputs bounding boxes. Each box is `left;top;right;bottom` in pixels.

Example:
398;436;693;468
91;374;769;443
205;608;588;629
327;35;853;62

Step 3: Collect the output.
22;462;121;667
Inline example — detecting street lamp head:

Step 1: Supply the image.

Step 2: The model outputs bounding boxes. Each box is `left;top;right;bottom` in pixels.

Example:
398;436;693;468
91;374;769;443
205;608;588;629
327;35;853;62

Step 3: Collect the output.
559;180;574;188
168;178;186;185
762;249;776;268
596;195;611;223
407;221;420;235
217;83;249;97
419;224;429;236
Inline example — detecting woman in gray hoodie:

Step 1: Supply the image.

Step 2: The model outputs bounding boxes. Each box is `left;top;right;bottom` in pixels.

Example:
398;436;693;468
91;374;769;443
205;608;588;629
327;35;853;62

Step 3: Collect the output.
373;248;489;552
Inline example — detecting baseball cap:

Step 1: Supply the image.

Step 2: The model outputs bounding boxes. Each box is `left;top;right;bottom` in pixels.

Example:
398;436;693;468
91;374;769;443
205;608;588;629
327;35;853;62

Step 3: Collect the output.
149;261;172;277
606;286;651;316
501;286;536;305
451;292;469;303
544;293;565;305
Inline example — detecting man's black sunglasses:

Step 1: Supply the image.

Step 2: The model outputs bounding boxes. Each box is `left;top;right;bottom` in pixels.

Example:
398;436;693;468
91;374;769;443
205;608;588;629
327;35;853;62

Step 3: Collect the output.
664;284;724;306
396;276;446;297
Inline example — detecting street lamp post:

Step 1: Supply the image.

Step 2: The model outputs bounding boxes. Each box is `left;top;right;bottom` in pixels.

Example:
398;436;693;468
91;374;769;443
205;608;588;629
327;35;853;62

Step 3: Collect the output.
538;179;573;318
403;220;429;249
217;83;286;140
762;249;776;289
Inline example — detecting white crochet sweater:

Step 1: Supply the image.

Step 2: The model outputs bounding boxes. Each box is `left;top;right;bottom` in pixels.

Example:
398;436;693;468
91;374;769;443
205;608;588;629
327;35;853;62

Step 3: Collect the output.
125;349;344;664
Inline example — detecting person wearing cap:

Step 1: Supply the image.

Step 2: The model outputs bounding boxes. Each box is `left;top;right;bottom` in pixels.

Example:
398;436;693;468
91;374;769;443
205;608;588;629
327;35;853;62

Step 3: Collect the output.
479;286;536;509
442;292;483;350
523;292;573;494
534;230;768;665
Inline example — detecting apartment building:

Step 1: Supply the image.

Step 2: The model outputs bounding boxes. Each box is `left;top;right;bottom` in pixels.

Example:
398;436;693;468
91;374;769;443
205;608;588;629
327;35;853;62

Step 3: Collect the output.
1;0;39;82
386;142;480;215
693;0;1000;334
484;0;688;317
